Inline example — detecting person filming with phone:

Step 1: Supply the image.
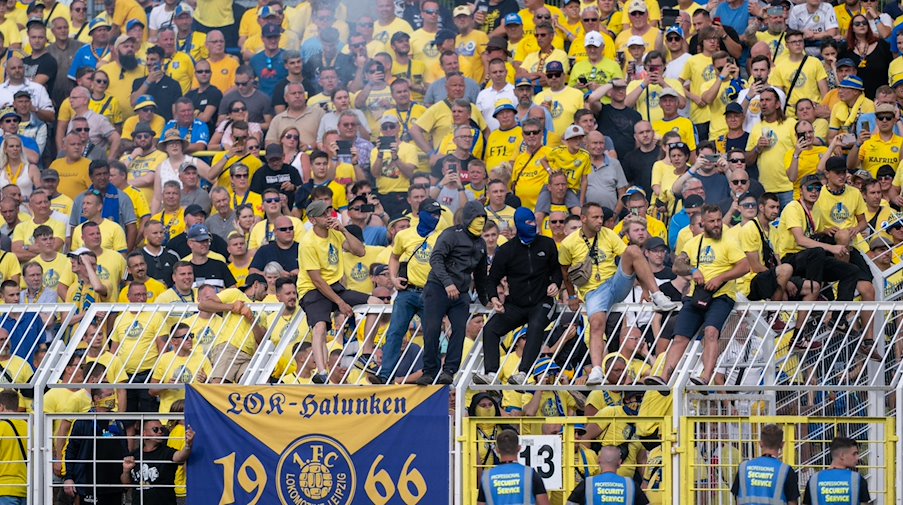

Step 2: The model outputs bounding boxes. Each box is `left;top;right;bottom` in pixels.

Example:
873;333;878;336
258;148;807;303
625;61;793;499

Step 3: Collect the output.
672;141;732;214
431;125;479;212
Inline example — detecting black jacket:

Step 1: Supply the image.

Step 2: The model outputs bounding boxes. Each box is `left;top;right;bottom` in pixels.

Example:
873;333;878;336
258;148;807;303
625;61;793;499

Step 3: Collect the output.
428;201;489;303
488;235;562;308
65;417;128;497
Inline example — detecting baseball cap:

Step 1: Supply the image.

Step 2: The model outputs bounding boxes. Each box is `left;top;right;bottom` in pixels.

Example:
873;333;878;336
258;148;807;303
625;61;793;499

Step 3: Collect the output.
453;5;472;16
486;37;508;52
875;103;896;114
665;25;684;38
504;13;522;26
114;34;136;49
492;99;516;117
584;31;604;47
893;76;903;89
184;204;206;216
545;61;564;73
852;169;872;181
126;19;145;31
886;217;903;230
391;31;410;44
627;0;648;13
259;5;278;17
836;58;856;69
242;273;266;290
349;194;369;207
877;164;896;178
306;200;331;218
67;247;91;258
262;23;282;38
380;113;399;125
133;95;157;110
839;76;865;91
174;3;193;16
42;168;59;181
0;110;19;121
801;174;822;186
824;156;848;173
26;2;45;13
187;224;211;241
563;124;586;140
869;236;892;250
88;18;111;33
265;144;284;160
420;198;443;214
12;90;30;100
623;186;647;199
627;35;647;47
372;264;389;276
725;102;744;115
644;237;669;251
515;77;533;87
684;194;704;209
659;87;680;99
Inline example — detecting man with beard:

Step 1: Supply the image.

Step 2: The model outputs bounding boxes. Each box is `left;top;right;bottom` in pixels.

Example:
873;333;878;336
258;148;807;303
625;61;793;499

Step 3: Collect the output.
98;34;145;118
47;16;82;107
651;204;750;388
23;21;57;87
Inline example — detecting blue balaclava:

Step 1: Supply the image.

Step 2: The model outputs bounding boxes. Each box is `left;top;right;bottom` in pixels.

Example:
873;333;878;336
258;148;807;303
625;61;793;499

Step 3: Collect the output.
417;210;440;237
514;207;537;245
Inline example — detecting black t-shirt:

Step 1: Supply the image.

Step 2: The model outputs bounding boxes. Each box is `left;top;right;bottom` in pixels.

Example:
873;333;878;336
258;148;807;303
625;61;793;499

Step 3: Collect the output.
431;153;479;181
167;233;229;260
620;148;659;197
190;257;236;289
595;104;642;160
185;85;223;132
476;0;520;33
250;241;299;272
132;76;182;121
476;465;547;501
567;476;650;505
654;267;682;301
730;458;800;502
24;52;57;86
128;445;178;505
142;248;181;287
250;163;304;202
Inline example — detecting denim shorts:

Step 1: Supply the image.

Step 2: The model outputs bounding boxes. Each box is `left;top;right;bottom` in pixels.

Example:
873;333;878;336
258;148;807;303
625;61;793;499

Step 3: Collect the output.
584;264;636;316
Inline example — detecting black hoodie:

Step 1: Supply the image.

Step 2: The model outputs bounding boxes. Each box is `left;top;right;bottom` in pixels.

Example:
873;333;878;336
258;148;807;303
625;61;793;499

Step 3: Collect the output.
428;201;490;303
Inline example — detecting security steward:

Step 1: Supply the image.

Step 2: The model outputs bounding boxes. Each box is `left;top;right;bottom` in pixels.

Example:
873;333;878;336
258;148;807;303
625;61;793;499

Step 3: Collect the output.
802;437;871;505
566;446;650;505
731;424;800;505
477;429;550;505
473;207;562;386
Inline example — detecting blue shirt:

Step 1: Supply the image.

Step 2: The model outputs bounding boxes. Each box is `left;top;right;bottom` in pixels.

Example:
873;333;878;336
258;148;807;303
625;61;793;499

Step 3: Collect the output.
715;1;750;36
669;210;690;249
1;312;46;364
68;45;111;80
0;135;40;155
160;119;211;145
249;50;288;97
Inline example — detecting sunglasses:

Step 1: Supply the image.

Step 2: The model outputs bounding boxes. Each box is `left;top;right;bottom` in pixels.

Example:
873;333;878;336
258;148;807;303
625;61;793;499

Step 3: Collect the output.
283;133;300;140
879;174;894;180
852;21;868;26
423;8;438;14
731;179;748;185
236;81;252;87
729;158;745;163
231;107;247;112
94;79;108;84
72;7;85;11
381;124;398;130
233;173;249;179
74;127;89;132
150;426;164;433
350;42;366;48
877;114;895;121
135;133;152;139
629;11;645;16
805;184;822;192
535;14;551;19
196;69;211;74
277;226;294;232
377;296;392;302
740;202;757;208
546;72;562;78
233;136;247;142
668;142;687;148
3;118;20;123
549;219;565;224
582;17;598;21
264;197;281;203
173;332;194;340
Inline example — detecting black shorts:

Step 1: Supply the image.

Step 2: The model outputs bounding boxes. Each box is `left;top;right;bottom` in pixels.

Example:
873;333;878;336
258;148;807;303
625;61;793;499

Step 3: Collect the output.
301;283;370;327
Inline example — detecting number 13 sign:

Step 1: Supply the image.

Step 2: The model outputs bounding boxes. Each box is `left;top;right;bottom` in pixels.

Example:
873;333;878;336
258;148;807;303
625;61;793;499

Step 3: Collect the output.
518;435;563;490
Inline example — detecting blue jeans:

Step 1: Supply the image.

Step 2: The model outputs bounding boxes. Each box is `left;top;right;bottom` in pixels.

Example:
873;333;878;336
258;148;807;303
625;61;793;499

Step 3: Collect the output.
0;496;27;505
379;288;424;381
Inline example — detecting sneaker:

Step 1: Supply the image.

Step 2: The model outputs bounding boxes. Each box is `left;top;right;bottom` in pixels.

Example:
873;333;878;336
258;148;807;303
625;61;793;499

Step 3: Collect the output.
585;366;605;385
367;373;389;385
436;371;454;384
472;372;495;385
311;373;328;384
643;376;667;387
507;372;527;386
415;374;435;386
651;291;680;311
689;376;709;395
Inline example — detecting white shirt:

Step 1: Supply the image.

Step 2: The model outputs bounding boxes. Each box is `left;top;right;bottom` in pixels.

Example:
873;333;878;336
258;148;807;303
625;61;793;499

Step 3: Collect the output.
735;86;787;133
149;4;178;31
787;3;839;34
476;83;517;132
0;79;54;111
664;52;691;81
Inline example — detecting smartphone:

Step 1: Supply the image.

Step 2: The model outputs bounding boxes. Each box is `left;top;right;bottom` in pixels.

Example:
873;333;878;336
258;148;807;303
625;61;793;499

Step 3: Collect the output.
703;154;721;163
360;204;375;212
336;140;352;155
713;16;721;25
616;51;626;67
861;122;871;134
662;8;679;28
578;76;588;85
378;136;394;150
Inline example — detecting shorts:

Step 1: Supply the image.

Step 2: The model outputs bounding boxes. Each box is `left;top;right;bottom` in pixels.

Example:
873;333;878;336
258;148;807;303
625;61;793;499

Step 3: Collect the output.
749;269;804;301
584;264;636;317
301;283;370;327
210;343;253;383
672;295;735;340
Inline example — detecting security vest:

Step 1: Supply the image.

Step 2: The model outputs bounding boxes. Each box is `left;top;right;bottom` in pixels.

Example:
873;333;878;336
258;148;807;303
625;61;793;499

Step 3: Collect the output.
584;471;635;505
808;468;859;505
481;462;536;505
736;456;791;505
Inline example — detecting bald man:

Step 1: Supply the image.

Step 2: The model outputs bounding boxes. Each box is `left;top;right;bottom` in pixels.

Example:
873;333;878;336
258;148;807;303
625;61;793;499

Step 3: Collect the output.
566;446;650;505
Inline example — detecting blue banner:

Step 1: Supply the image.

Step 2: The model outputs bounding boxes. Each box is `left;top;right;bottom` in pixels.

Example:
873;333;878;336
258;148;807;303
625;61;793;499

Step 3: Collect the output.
185;385;450;505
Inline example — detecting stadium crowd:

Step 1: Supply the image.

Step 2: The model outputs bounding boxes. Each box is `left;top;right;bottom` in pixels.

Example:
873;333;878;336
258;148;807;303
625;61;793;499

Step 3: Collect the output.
0;0;897;501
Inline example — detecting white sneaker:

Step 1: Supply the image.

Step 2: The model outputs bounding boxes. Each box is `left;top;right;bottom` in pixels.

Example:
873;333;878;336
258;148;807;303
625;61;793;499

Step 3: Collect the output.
651;291;680;311
586;366;605;385
472;372;495;385
507;372;527;386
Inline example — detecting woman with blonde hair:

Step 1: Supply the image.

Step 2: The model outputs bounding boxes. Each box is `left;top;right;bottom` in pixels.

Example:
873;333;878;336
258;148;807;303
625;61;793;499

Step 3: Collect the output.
0;135;40;200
